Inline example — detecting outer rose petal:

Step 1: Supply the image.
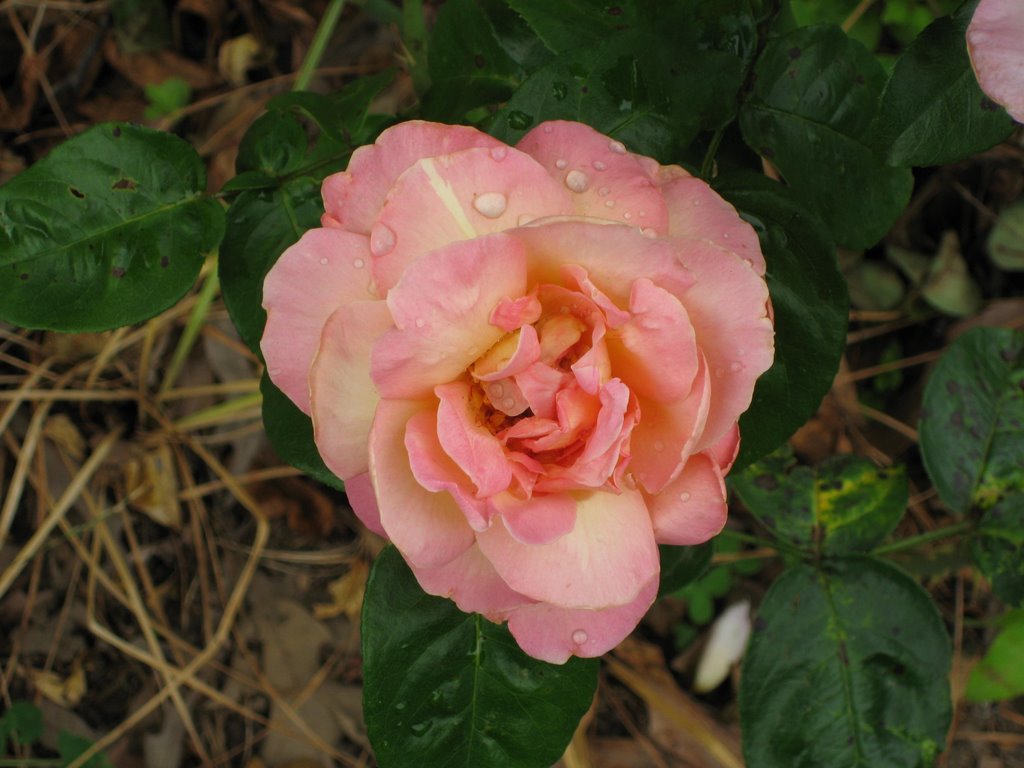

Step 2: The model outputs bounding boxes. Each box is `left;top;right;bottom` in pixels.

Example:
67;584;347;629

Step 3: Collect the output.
507;576;659;664
648;453;728;546
371;234;528;399
309;300;392;480
517;121;669;234
705;423;741;474
370;399;475;568
410;544;534;621
321;121;503;233
476;488;659;610
371;147;574;290
262;229;377;414
343;472;385;537
660;175;766;276
967;0;1024;123
672;237;774;450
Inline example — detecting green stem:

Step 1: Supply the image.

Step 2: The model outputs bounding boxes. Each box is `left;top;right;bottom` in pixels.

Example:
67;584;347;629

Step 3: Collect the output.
159;266;220;394
699;126;726;181
403;0;431;95
293;0;348;91
873;520;974;555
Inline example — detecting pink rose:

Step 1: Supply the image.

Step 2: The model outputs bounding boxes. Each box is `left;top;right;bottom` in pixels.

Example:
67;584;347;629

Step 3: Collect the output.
262;120;773;663
967;0;1024;123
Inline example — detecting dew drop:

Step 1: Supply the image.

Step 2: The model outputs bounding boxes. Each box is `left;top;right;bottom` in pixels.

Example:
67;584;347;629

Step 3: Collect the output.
415;318;426;328
730;361;744;372
691;198;701;206
572;629;589;644
593;160;607;171
490;383;504;398
641;227;657;238
370;223;396;257
605;200;615;208
319;257;329;265
353;257;365;269
638;210;646;218
543;124;554;134
723;232;730;239
555;158;568;170
268;367;281;376
609;140;626;154
679;491;691;503
490;146;508;161
654;440;665;451
502;397;515;409
623;212;632;220
565;170;590;193
473;191;508;219
598;186;610;197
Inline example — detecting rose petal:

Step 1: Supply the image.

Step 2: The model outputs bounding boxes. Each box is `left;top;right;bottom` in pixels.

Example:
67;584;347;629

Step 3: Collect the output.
507;576;659;664
309;300;392;479
660;175;766;276
967;0;1024;123
472;324;541;382
435;381;514;498
476;487;659;610
321;121;503;233
490;293;543;331
494;492;577;545
262;229;377;414
705;423;741;474
371;234;528;399
517;121;669;233
648;452;728;546
514;362;568;421
608;277;699;402
371;147;574;290
343;471;385;536
369;399;475;568
410;544;534;621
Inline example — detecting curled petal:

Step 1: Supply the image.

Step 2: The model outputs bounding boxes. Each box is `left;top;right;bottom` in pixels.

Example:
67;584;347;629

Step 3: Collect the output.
507;576;659;664
370;399;475;568
967;0;1024;123
262;229;377;414
310;300;392;480
343;471;385;537
435;381;514;498
476;488;659;610
648;453;728;546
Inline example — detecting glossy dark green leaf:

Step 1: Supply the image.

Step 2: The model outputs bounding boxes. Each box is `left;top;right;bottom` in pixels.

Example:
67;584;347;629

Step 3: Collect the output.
0;700;43;746
919;327;1024;514
235;110;309;176
873;2;1013;167
741;557;951;768
738;25;913;249
972;495;1024;607
732;450;907;554
966;610;1024;701
504;0;637;53
260;374;344;491
422;0;522;120
713;174;848;471
363;547;598;768
0;122;223;331
658;542;714;597
218;179;323;355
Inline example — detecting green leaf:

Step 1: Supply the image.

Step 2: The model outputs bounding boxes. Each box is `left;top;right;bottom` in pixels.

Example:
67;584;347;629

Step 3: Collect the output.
261;374;344;491
235;110;309;177
741;557;951;768
658;542;713;597
966;611;1024;701
58;731;113;768
144;76;191;119
919;327;1024;514
422;0;522;120
738;25;913;249
0;700;43;746
873;2;1013;167
732;450;907;555
712;174;848;471
363;547;598;768
987;200;1024;272
219;179;323;355
0;122;224;332
972;495;1024;607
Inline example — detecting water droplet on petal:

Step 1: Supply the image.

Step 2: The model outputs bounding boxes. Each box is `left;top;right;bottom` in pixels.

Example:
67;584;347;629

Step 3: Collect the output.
723;232;730;239
730;361;744;372
473;192;508;219
319;257;329;265
370;223;396;257
490;383;504;398
555;158;568;170
415;318;426;329
638;210;646;218
593;160;607;171
609;140;626;154
490;146;508;161
543;124;553;134
692;198;701;206
565;170;590;193
572;629;588;644
605;200;615;208
679;491;691;502
268;367;280;376
598;186;610;197
502;397;515;409
353;258;365;269
654;440;665;451
641;227;657;238
623;212;632;220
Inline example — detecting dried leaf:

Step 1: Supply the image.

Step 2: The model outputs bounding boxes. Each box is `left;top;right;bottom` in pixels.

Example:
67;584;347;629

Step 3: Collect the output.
124;444;181;529
314;561;369;621
30;659;87;707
